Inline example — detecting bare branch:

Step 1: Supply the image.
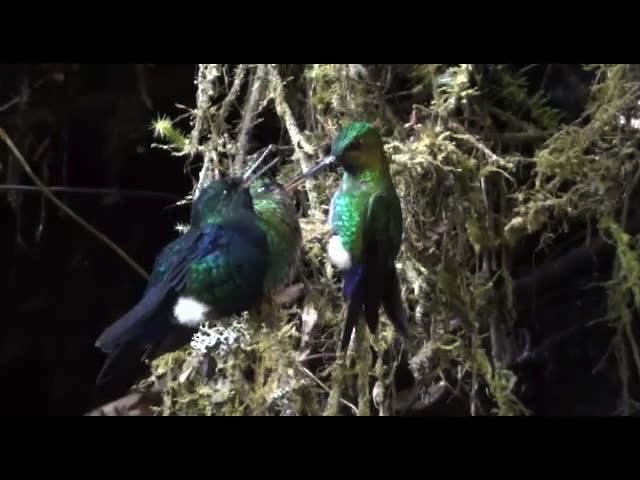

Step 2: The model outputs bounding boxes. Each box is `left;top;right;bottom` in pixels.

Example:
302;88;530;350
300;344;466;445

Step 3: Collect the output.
0;128;149;280
191;65;223;197
84;391;156;416
134;64;153;110
267;65;320;208
219;64;248;125
0;184;181;202
298;365;358;415
234;64;268;175
0;72;62;113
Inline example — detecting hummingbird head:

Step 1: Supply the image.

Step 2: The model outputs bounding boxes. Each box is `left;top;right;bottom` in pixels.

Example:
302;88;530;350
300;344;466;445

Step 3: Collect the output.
250;178;298;214
285;122;386;191
250;177;286;198
227;176;256;213
330;122;385;174
191;176;255;226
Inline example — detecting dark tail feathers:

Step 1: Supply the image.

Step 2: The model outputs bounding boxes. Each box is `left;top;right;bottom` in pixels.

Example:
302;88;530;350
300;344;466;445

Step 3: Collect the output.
94;282;177;386
340;264;408;351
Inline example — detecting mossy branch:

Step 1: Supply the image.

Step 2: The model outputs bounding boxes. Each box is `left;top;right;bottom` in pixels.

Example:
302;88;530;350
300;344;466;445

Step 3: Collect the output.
268;65;321;210
234;64;268;175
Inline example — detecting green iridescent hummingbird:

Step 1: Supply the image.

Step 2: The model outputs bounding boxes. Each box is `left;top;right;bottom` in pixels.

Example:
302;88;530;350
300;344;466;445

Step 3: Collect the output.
286;122;408;350
248;178;302;294
192;174;302;297
94;176;269;385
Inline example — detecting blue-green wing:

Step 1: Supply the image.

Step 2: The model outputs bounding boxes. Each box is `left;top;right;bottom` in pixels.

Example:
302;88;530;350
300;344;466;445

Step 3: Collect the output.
363;190;407;338
364;190;403;270
184;220;269;316
146;230;201;291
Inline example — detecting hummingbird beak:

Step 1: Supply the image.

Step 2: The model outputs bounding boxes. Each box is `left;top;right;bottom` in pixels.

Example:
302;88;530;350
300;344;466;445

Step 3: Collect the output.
241;145;274;183
284;155;336;192
242;155;282;189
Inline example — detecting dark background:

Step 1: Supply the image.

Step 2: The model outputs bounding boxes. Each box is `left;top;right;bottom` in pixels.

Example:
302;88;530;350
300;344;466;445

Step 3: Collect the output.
0;64;197;414
0;63;632;416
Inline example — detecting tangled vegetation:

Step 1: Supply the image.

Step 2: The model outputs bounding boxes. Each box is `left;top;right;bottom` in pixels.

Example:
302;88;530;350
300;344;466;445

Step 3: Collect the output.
138;64;640;416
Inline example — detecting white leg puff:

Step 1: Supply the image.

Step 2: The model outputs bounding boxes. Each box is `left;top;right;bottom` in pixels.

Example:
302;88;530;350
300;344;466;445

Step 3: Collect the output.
173;296;210;327
327;235;352;270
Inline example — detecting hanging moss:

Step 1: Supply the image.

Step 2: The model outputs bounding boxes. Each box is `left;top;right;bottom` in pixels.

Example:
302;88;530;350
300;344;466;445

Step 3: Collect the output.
136;64;640;416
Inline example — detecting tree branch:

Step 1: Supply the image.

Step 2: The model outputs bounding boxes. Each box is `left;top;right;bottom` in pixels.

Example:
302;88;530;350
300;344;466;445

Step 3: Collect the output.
234;64;268;175
268;65;319;208
0;184;181;202
0;128;149;280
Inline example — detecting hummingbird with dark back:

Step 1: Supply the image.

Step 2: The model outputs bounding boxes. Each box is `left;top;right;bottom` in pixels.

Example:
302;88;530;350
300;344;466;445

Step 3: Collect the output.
286;122;409;350
94;176;270;386
191;156;303;298
95;145;304;388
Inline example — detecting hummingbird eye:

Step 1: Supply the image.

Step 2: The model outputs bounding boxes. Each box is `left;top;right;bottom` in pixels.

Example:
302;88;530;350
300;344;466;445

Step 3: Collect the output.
347;138;363;152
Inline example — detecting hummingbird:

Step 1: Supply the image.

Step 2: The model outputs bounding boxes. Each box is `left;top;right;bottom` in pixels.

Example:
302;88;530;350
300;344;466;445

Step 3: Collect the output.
286;122;408;350
247;178;302;295
191;155;302;297
94;176;269;386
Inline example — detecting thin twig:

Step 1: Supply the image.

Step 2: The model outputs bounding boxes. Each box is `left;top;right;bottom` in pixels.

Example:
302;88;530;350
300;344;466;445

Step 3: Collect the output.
268;65;319;208
0;72;62;113
191;65;222;196
622;160;640;229
270;68;315;154
616;332;631;415
0;96;21;113
0;184;181;201
84;391;156;416
617;160;640;387
0;128;149;280
625;321;640;384
242;144;274;180
297;352;337;362
244;156;281;187
450;122;508;167
299;365;358;415
36;137;52;244
355;319;372;416
219;64;248;124
134;64;153;110
190;64;220;153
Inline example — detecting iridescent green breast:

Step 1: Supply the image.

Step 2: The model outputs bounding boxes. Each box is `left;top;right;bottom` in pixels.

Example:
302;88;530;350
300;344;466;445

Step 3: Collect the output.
330;188;368;262
250;180;302;293
330;170;402;264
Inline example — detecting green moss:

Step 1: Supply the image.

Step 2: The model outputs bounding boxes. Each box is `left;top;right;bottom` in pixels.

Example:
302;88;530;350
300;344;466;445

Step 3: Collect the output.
144;64;640;416
603;218;640;309
152;115;188;151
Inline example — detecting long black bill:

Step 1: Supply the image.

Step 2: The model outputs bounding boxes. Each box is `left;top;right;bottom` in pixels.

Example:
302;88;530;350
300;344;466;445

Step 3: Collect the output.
241;145;274;182
284;155;336;192
242;155;282;188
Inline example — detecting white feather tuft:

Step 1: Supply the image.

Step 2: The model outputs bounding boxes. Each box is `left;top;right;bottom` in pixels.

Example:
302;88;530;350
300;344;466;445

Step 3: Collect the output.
327;235;352;270
174;296;210;327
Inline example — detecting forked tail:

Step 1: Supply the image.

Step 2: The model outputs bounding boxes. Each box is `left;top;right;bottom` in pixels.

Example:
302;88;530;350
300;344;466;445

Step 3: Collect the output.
340;263;408;351
94;282;176;386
